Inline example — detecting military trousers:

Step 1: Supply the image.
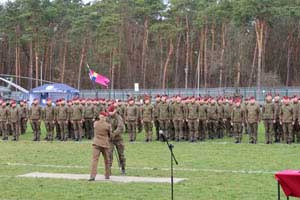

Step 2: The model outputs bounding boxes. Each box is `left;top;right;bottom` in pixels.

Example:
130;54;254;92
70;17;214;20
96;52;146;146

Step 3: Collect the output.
168;121;175;140
0;121;7;139
55;121;61;139
109;139;126;170
207;120;217;139
248;122;258;143
233;122;243;143
31;120;41;141
264;119;274;144
282;122;293;144
159;120;169;140
143;121;153;141
72;120;83;140
188;119;199;141
84;119;94;139
154;118;160;140
274;119;283;142
58;120;68;141
45;121;55;140
224;118;233;137
127;121;137;141
173;119;183;140
11;121;20;140
292;121;300;143
198;120;207;141
217;119;225;139
90;145;111;179
20;117;27;134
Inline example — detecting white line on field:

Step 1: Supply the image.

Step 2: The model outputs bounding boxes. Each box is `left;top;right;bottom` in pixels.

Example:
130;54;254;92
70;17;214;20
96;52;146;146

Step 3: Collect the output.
4;162;276;174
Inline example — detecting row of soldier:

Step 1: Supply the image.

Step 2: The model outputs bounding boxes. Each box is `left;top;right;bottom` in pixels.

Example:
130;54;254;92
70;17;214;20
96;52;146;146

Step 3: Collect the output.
1;94;299;144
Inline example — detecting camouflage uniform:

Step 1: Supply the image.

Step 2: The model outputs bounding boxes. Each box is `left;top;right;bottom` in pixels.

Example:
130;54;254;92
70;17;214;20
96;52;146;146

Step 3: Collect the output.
186;101;199;142
0;104;8;140
125;103;139;141
274;100;283;142
223;102;233;137
109;113;126;174
19;104;28;134
262;100;275;144
246;102;260;144
29;103;42;141
217;102;225;139
43;104;56;141
70;103;84;141
172;101;185;141
84;103;95;139
57;104;69;141
207;102;218;139
231;103;245;143
158;101;171;140
292;101;300;143
153;100;161;140
198;102;207;141
141;102;154;141
9;105;20;141
280;102;293;144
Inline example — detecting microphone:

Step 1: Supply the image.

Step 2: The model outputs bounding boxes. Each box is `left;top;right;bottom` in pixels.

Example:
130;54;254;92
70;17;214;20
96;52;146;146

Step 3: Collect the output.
159;130;167;142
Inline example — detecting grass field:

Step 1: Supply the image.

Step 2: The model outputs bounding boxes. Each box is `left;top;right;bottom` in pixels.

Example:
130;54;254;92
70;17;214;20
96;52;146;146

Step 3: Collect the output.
0;123;299;200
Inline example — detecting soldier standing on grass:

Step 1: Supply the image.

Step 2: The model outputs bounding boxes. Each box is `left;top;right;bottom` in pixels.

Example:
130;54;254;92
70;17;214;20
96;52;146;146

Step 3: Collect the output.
57;99;69;141
172;96;185;142
245;97;261;144
280;96;293;144
67;100;74;140
9;101;20;141
19;100;28;134
274;94;283;142
29;98;42;141
231;98;245;143
54;100;61;140
186;96;199;142
43;98;56;141
207;98;218;139
70;98;84;141
292;96;300;143
125;98;138;142
262;94;275;144
108;105;126;175
141;96;154;142
0;102;8;140
198;97;208;141
217;98;225;139
84;99;96;139
223;98;233;137
153;95;161;141
158;95;171;140
89;112;111;181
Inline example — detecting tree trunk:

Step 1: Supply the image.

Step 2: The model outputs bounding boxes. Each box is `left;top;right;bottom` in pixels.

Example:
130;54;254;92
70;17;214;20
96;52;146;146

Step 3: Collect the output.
255;19;266;89
77;38;87;89
204;23;208;89
61;37;68;83
219;23;226;88
248;41;258;87
15;25;21;85
175;34;181;88
236;40;242;87
286;32;292;86
141;17;149;89
35;40;39;87
159;35;163;88
185;14;190;89
29;41;33;89
162;39;174;90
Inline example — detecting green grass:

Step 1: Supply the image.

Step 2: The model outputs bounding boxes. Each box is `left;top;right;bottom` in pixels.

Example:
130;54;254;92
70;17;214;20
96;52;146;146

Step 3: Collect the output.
0;123;299;200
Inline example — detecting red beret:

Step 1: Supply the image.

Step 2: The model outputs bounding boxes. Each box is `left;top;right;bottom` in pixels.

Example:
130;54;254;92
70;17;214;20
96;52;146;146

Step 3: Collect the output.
100;111;109;117
107;105;115;112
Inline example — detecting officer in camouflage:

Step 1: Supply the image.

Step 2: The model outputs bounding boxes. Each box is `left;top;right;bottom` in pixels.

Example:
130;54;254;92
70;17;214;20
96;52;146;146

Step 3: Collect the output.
141;96;154;142
245;97;260;144
262;94;275;144
43;98;56;141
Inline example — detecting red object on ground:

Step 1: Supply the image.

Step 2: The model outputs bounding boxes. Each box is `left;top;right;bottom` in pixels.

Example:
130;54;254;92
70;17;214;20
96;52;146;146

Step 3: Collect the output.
275;170;300;197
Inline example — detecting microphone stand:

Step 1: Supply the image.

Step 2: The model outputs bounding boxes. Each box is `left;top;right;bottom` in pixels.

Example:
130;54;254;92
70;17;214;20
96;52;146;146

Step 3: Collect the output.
160;131;178;200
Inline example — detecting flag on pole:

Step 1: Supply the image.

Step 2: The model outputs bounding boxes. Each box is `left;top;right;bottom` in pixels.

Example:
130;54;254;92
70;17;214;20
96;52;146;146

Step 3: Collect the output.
87;64;110;87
